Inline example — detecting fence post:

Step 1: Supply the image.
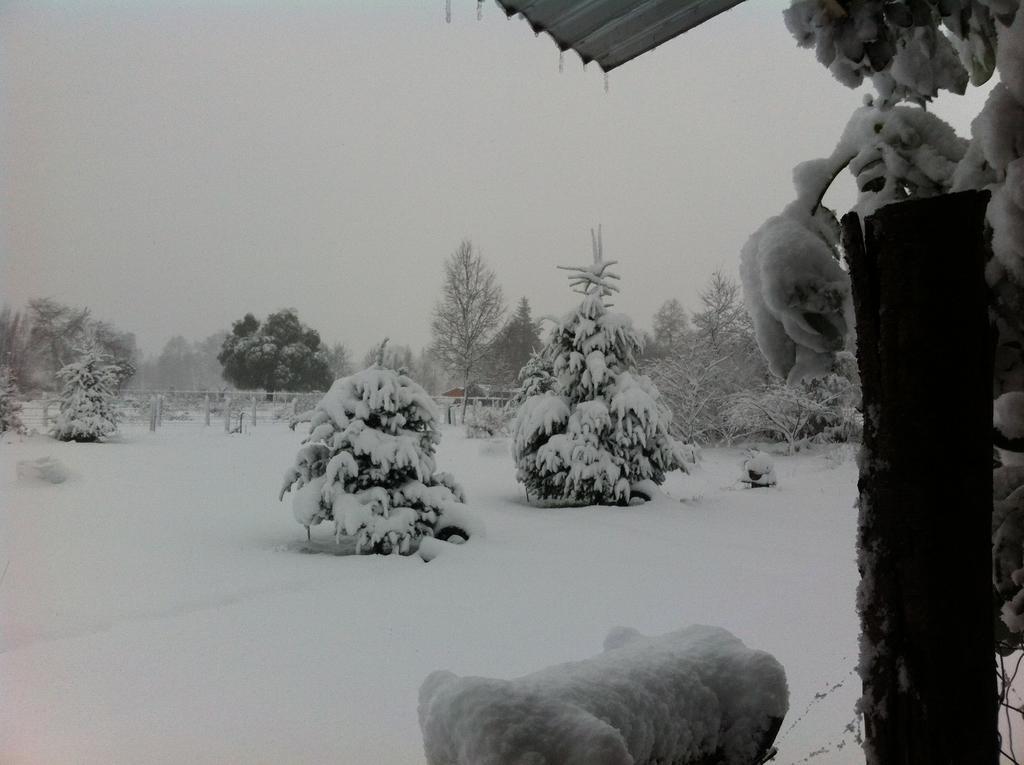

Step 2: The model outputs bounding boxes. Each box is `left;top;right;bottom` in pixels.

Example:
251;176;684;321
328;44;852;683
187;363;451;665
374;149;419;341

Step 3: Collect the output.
251;395;257;427
224;397;231;433
156;395;163;427
841;191;994;764
149;396;158;432
204;394;211;426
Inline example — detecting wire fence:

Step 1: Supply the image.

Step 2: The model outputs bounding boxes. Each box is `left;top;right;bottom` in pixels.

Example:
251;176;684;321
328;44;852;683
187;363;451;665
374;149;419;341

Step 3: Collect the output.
17;391;512;432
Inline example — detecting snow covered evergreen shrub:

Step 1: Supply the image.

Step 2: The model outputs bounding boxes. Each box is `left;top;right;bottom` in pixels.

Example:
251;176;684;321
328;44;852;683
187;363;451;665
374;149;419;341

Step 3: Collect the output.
52;346;119;442
0;366;25;435
511;239;688;505
419;624;788;765
280;344;473;554
507;349;554;412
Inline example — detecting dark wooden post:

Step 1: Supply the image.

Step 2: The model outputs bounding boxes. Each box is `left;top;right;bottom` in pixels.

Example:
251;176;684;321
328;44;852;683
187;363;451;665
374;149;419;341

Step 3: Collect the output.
841;190;996;764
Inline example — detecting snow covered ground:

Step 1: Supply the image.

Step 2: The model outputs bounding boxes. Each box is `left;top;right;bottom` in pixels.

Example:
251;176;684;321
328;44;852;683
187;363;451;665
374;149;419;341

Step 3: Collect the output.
1;423;862;764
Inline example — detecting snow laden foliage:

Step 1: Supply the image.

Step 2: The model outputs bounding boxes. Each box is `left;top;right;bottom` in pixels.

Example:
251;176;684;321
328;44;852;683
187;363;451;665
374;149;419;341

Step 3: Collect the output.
741;101;967;382
418;624;789;765
52;345;120;442
784;0;1015;106
511;244;689;505
0;366;25;435
954;9;1024;394
280;347;473;555
993;392;1024;634
781;1;1024;392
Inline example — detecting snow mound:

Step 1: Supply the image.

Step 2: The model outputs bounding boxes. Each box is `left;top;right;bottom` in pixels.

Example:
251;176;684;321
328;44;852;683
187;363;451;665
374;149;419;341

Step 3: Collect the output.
995;391;1024;440
741;451;778;488
419;624;788;765
17;456;71;484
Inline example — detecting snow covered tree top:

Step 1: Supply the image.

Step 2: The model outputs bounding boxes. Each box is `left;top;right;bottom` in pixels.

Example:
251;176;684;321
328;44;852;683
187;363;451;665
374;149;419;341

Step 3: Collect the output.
556;226;620;305
312;362;439;438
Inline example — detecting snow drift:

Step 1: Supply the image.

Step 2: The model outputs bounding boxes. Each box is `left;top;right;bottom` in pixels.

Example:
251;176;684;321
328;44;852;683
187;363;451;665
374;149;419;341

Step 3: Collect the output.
418;624;788;765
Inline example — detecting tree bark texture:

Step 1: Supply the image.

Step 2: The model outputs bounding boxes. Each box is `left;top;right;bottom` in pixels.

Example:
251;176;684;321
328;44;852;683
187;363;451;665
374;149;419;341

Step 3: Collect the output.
841;191;996;764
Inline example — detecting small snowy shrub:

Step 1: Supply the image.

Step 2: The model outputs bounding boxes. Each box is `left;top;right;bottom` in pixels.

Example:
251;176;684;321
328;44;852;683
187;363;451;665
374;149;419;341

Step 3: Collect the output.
511;237;688;505
464;405;508;438
52;346;119;442
280;344;473;555
740;450;777;488
0;366;25;435
419;624;789;765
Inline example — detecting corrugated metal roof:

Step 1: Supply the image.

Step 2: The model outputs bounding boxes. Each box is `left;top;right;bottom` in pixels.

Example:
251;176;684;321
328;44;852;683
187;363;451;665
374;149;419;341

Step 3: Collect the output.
495;0;748;71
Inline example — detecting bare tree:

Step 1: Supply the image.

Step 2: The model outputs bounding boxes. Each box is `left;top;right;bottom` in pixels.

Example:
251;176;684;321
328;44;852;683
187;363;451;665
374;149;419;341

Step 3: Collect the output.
28;297;91;380
650;298;689;357
0;306;32;389
724;382;843;455
430;240;505;419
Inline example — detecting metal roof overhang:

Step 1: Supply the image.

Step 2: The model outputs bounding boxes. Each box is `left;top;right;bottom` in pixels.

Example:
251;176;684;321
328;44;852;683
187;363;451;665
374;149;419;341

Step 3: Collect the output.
494;0;749;71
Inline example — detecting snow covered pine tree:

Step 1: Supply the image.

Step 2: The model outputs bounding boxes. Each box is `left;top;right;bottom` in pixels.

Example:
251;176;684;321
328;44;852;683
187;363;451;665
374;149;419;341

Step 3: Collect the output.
0;366;25;435
511;230;689;505
52;345;120;442
280;341;473;555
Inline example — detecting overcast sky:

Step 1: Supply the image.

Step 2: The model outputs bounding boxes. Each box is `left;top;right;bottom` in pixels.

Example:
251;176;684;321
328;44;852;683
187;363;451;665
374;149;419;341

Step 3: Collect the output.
0;0;994;360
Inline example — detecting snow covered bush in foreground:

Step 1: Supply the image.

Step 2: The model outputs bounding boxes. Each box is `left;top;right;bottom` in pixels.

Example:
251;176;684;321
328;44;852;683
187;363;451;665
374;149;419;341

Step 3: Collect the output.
740;100;969;383
0;366;25;435
779;1;1024;395
279;344;473;554
511;238;689;505
51;345;119;442
418;624;788;765
993;392;1024;634
784;0;1009;107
